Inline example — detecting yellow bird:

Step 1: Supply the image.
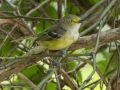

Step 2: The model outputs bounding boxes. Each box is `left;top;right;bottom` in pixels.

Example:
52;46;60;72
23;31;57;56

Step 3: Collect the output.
14;14;84;54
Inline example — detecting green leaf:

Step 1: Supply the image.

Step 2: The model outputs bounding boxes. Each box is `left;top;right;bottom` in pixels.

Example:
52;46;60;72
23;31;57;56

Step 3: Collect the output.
46;82;56;90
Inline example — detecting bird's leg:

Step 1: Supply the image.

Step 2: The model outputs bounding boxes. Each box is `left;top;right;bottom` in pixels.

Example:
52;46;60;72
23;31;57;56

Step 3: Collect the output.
50;48;68;67
59;48;67;57
49;50;65;67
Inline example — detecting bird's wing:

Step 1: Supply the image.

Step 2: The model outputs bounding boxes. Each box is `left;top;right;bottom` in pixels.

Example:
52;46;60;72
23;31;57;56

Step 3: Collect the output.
35;25;66;41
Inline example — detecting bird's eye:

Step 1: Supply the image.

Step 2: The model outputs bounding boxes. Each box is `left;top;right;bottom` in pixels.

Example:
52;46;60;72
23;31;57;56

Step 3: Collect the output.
69;19;74;23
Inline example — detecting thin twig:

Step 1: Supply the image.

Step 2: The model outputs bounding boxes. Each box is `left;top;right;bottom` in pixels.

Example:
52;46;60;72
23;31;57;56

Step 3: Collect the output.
0;15;57;21
0;23;18;49
29;0;54;25
26;0;50;16
34;69;55;90
59;67;78;90
78;53;96;90
80;0;117;36
0;28;30;50
4;0;34;35
54;71;61;90
81;0;106;19
17;73;36;89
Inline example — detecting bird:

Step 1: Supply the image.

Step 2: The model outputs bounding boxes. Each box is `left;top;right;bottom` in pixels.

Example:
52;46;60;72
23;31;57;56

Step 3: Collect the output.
13;14;84;54
34;14;84;50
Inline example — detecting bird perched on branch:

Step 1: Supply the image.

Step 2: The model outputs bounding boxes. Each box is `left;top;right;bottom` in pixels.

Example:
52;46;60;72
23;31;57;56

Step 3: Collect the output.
13;14;84;54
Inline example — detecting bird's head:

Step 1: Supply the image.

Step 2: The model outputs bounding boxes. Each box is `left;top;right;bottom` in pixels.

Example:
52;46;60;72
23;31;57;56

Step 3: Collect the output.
59;14;84;30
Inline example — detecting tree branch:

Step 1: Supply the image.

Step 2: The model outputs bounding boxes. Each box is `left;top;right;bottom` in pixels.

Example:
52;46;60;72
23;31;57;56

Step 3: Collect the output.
70;28;120;50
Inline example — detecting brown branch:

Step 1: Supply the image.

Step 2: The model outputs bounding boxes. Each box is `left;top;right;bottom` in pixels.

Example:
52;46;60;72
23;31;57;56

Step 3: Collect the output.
17;73;36;89
57;0;62;18
0;13;30;36
70;28;120;50
0;28;120;82
59;67;78;90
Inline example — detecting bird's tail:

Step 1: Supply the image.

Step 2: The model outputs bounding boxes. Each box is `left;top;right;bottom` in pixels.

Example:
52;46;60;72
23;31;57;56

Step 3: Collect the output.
24;45;46;56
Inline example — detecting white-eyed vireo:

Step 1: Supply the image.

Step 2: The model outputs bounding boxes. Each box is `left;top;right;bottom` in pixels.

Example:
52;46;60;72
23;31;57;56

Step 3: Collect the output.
14;14;84;53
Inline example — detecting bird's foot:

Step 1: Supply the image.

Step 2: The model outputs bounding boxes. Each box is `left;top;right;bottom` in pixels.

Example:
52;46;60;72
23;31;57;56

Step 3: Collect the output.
59;49;67;57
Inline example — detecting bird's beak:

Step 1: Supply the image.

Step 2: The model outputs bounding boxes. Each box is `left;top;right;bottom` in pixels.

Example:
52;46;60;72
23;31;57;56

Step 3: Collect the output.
78;19;86;23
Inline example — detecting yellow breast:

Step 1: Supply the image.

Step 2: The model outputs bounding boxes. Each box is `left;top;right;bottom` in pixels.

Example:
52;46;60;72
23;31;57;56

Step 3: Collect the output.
38;31;79;50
